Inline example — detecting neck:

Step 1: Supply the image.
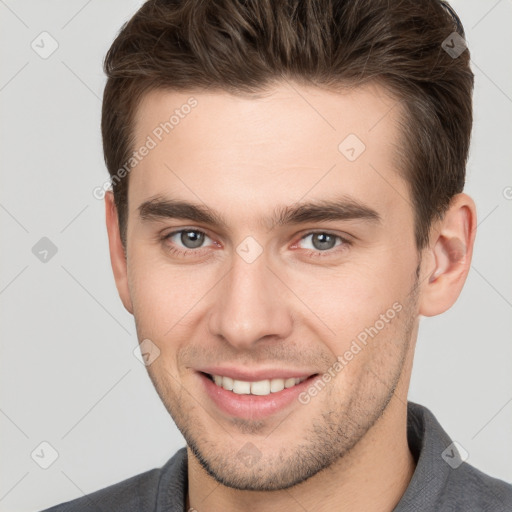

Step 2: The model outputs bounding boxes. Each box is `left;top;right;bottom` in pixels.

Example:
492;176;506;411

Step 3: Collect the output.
186;396;416;512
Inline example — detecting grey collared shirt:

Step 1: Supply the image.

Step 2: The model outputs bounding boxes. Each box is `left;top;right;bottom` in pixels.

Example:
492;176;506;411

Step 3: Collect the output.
42;401;512;511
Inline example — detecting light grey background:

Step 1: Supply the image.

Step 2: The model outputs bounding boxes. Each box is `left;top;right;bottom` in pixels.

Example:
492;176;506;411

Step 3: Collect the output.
0;1;511;511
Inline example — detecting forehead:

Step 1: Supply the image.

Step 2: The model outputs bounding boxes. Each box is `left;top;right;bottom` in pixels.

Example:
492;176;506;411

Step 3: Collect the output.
129;82;408;225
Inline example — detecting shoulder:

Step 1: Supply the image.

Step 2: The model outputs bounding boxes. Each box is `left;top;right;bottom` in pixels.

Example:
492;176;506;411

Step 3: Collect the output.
442;460;512;511
40;448;187;512
41;468;161;512
403;402;512;511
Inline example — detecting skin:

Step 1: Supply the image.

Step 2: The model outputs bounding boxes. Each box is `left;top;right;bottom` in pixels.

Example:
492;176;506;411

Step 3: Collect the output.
105;82;476;512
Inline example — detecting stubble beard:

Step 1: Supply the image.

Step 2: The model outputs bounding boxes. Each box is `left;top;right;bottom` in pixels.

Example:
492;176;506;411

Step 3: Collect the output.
145;282;419;491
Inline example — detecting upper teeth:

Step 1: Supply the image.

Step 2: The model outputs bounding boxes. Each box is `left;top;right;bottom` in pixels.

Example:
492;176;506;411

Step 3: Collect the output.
212;375;308;396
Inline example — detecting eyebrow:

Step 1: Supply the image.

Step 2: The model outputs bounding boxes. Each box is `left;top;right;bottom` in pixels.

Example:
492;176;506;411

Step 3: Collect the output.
138;195;381;230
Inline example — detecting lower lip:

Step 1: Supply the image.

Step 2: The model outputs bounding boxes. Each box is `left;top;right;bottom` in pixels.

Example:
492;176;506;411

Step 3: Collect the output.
199;372;317;420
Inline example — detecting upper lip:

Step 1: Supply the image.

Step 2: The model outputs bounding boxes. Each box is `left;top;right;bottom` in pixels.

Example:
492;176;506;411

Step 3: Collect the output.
195;366;317;381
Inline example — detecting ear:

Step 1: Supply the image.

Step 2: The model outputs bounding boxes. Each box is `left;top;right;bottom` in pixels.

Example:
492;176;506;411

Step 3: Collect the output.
419;193;477;317
105;191;133;314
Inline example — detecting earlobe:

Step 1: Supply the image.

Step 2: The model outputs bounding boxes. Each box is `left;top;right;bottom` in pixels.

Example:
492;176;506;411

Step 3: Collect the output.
419;193;476;317
105;191;134;314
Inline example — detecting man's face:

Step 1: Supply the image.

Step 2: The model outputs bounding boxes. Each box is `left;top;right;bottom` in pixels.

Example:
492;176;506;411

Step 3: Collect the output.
123;83;421;490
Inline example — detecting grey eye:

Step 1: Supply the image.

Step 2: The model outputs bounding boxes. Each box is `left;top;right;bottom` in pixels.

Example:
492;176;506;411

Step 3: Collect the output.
180;230;206;249
300;232;341;251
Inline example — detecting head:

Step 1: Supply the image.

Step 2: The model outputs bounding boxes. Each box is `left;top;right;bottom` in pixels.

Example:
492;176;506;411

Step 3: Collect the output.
103;0;476;491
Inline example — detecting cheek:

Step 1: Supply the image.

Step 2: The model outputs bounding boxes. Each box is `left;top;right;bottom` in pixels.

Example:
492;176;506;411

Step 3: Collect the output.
127;252;191;331
284;254;415;350
295;265;400;315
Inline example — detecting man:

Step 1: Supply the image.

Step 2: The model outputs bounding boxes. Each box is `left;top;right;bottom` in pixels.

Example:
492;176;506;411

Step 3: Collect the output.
44;0;512;510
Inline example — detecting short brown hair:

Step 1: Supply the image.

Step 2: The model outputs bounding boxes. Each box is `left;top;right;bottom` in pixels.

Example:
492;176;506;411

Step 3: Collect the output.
101;0;473;250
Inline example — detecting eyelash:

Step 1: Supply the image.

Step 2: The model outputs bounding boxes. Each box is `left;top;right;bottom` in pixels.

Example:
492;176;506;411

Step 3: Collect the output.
161;228;351;259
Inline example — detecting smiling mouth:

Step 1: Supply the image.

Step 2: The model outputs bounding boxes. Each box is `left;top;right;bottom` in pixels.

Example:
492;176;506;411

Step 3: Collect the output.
202;372;317;396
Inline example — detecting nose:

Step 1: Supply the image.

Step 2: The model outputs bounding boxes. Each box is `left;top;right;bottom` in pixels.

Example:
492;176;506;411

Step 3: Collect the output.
208;250;294;350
